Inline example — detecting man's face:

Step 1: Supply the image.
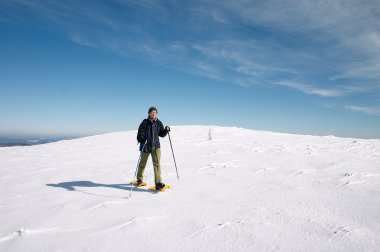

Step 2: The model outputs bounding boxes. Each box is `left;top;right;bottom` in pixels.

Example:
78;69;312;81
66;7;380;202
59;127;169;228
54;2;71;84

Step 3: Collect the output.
149;110;157;119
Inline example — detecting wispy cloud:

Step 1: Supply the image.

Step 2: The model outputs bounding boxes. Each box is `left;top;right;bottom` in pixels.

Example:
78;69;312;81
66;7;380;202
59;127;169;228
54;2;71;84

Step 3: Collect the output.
2;0;380;104
234;1;380;83
275;81;347;97
345;105;380;116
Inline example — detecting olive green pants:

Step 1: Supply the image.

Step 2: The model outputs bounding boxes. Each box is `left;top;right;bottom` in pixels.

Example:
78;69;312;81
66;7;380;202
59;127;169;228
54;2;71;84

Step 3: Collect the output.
137;148;162;184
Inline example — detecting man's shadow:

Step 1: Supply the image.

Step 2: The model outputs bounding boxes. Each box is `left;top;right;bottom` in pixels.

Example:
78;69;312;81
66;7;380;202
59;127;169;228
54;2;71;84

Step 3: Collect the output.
47;181;153;198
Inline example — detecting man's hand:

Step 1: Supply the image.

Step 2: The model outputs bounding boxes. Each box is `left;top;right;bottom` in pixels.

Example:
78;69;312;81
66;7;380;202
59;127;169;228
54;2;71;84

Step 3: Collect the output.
165;126;171;132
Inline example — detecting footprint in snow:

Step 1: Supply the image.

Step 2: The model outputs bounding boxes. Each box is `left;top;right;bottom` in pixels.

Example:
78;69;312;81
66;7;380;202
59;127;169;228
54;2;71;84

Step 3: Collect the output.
88;200;126;210
328;225;350;235
197;163;232;175
290;170;304;177
339;172;379;187
188;221;244;238
0;227;60;242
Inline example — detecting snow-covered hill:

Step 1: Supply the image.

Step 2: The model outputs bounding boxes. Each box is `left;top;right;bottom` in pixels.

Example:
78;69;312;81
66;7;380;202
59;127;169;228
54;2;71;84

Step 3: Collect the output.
1;126;379;251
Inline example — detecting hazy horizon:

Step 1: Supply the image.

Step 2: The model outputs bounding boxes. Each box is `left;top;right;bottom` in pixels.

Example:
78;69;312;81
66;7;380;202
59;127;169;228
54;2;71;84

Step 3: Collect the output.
1;124;379;141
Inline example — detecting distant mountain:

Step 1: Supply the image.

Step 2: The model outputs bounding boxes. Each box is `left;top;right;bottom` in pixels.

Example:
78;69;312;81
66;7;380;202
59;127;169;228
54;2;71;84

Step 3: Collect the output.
0;136;77;147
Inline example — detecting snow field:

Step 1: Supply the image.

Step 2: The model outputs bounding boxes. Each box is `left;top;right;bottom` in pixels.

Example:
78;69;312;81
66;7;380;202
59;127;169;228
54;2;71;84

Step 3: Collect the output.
0;126;379;251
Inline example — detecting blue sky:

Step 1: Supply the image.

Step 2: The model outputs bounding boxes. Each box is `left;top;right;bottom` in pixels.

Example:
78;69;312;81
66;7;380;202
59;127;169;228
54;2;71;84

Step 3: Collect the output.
1;0;380;139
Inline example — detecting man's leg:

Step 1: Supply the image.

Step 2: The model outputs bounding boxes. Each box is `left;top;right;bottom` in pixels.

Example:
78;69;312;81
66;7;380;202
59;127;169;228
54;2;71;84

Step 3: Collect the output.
152;148;162;184
137;152;150;181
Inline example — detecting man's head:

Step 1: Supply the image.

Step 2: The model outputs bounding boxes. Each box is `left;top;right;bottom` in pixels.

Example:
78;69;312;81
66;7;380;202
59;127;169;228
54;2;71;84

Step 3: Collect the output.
148;106;157;119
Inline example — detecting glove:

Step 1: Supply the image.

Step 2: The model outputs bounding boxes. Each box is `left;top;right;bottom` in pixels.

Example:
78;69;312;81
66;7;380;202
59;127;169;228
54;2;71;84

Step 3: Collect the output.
165;126;171;132
140;139;147;144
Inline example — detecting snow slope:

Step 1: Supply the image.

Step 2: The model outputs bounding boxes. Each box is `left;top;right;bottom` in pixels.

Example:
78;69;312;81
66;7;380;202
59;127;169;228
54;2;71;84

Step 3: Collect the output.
0;126;379;251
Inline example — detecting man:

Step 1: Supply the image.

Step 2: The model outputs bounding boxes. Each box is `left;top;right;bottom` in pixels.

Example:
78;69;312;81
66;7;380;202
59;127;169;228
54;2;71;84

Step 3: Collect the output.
136;106;170;190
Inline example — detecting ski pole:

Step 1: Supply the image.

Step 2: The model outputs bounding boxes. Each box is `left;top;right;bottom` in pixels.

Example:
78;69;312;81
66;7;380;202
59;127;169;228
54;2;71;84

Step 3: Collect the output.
130;143;146;197
168;132;179;180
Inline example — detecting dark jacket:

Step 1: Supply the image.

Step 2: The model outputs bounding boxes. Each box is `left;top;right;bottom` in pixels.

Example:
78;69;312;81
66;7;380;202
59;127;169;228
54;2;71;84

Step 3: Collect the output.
137;118;168;152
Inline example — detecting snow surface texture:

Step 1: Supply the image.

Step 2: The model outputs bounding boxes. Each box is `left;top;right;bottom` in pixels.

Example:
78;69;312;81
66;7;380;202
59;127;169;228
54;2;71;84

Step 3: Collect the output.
0;126;379;251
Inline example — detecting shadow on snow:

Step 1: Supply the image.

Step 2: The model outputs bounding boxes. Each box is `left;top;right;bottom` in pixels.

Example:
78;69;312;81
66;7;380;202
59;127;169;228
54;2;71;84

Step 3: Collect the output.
46;181;153;197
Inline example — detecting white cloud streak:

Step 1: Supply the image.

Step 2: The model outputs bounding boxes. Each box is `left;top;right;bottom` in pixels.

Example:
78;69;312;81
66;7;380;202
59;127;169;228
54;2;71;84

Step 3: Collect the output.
2;0;380;105
345;105;380;116
276;81;347;97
